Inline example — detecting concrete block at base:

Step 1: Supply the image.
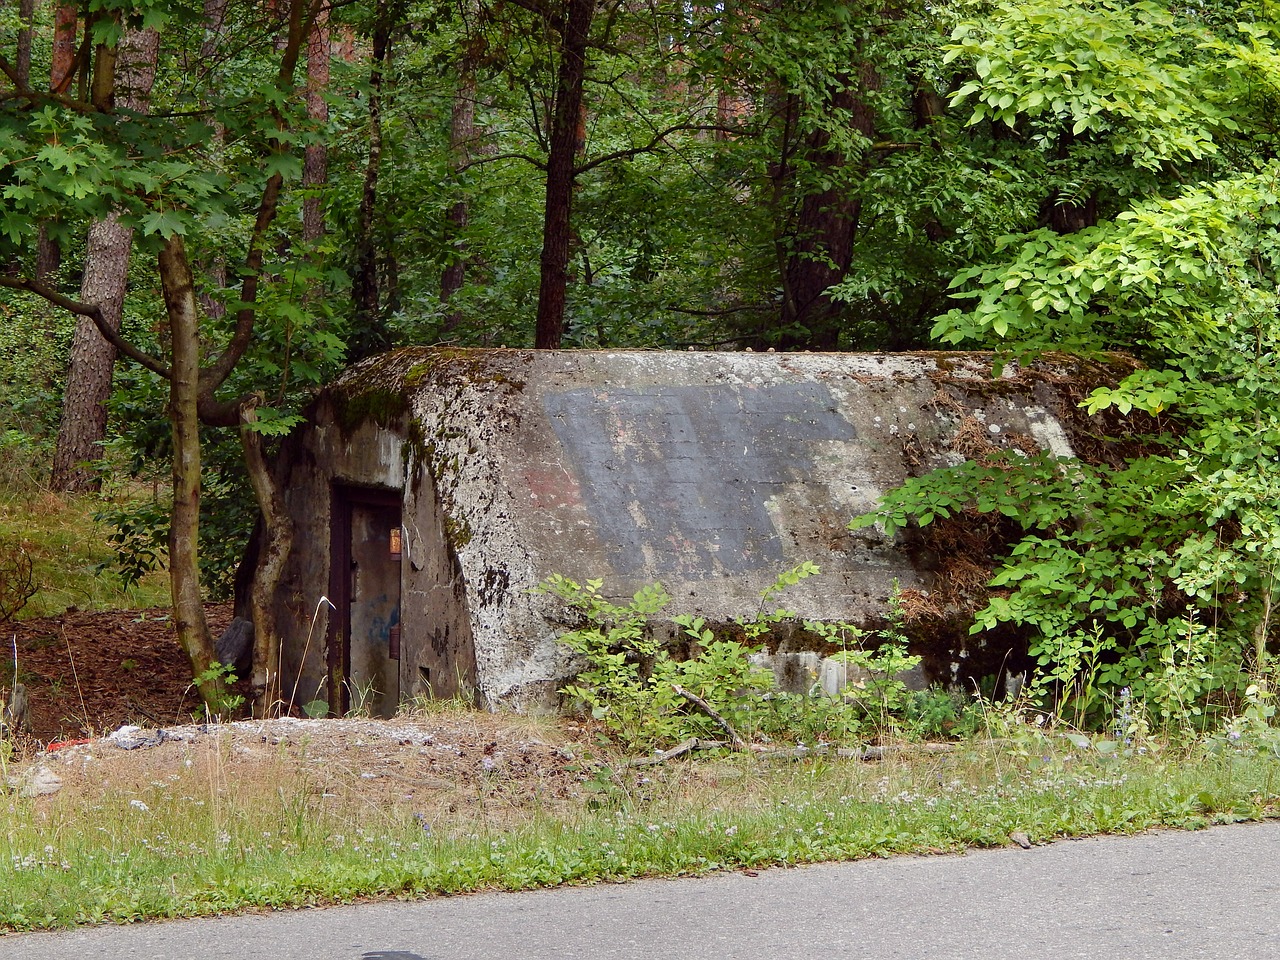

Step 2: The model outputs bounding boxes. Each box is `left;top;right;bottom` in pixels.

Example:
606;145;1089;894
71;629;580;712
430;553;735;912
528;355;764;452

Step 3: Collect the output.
751;651;821;695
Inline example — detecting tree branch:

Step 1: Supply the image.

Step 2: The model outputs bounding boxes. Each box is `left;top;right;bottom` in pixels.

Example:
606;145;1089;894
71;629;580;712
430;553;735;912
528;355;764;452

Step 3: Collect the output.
202;0;318;392
0;276;170;377
0;54;29;91
671;684;747;750
574;123;743;175
456;150;547;173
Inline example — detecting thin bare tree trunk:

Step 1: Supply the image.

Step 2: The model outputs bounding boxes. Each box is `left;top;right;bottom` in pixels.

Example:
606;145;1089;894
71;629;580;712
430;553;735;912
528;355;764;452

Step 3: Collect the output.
439;56;477;331
51;27;160;492
16;0;36;86
197;0;230;320
350;0;392;356
534;0;595;350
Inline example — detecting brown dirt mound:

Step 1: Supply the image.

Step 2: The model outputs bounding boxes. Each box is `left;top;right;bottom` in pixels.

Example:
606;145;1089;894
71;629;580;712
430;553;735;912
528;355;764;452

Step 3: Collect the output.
4;607;612;826
18;713;601;828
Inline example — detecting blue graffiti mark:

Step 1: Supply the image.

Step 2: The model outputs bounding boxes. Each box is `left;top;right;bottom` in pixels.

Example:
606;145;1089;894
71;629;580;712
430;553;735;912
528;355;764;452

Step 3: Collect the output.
543;383;856;575
365;598;400;645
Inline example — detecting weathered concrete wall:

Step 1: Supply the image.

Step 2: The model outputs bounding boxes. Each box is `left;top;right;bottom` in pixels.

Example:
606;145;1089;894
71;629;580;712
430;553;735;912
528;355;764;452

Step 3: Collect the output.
269;348;1120;713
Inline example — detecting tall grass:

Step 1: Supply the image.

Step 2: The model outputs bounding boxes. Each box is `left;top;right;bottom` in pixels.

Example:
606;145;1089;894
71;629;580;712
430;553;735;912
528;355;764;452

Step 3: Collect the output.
3;731;1278;931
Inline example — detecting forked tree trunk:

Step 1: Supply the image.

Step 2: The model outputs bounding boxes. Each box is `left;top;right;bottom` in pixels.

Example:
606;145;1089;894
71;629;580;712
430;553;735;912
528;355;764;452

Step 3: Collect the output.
51;27;161;492
533;0;595;350
238;404;293;714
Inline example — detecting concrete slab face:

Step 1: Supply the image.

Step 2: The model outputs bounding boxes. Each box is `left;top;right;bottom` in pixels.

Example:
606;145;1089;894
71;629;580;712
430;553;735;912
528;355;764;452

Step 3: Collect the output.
273;348;1109;713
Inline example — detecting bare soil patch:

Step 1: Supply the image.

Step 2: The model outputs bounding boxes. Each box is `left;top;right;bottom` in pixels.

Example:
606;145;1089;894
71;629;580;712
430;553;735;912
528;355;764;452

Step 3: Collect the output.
19;712;604;830
6;606;609;817
8;604;233;742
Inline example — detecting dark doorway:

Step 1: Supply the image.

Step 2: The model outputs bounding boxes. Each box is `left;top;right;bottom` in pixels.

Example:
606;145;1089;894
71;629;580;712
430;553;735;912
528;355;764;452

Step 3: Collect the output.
330;486;402;717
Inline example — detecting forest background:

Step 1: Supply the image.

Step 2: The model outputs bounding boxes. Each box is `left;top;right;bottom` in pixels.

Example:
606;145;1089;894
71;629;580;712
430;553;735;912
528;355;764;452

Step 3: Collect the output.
3;0;1280;731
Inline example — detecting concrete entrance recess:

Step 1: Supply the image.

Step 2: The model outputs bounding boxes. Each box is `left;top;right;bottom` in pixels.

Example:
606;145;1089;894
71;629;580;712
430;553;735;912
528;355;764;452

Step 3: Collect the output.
266;348;1125;713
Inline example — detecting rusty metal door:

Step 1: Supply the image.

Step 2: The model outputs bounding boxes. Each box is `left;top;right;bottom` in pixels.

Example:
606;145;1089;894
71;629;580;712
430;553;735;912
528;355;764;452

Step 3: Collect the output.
330;487;402;717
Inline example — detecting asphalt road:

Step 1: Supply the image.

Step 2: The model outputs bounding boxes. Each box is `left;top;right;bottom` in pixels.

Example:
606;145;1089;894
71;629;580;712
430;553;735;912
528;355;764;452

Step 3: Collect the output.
3;821;1278;960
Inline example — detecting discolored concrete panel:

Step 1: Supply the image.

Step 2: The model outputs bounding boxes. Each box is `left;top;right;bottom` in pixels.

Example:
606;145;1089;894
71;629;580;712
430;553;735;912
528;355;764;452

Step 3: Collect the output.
544;383;857;576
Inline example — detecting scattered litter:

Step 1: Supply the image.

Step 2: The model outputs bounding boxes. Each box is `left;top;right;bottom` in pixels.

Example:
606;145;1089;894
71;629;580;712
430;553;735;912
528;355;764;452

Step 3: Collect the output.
106;725;168;750
46;739;91;752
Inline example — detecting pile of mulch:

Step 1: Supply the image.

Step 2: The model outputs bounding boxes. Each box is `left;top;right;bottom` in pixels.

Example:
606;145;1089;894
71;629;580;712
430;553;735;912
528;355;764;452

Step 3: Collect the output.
5;603;233;742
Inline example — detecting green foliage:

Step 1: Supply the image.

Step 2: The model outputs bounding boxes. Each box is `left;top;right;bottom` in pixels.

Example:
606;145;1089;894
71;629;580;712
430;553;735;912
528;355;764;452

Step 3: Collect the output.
537;575;746;747
946;0;1225;169
542;566;945;749
190;660;244;720
811;586;923;727
858;7;1280;735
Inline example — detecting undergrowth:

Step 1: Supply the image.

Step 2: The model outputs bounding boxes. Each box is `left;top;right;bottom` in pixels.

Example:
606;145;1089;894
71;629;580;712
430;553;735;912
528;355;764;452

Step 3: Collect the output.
539;565;979;751
0;484;169;619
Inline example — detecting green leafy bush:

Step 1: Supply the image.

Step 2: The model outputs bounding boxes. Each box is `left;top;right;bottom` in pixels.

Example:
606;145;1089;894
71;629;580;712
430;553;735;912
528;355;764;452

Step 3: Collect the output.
857;165;1280;733
540;566;946;750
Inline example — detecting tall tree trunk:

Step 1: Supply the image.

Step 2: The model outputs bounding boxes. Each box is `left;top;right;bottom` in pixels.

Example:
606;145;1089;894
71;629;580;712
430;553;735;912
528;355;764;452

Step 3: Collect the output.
779;63;878;351
302;2;329;243
439;53;477;331
350;0;392;358
533;0;595;350
51;27;160;492
158;234;225;712
197;0;230;321
36;3;79;281
16;0;35;86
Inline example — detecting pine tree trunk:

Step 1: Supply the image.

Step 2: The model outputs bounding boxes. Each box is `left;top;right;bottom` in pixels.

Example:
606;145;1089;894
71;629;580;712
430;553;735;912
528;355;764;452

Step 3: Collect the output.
534;0;595;350
36;3;79;281
51;27;160;492
302;3;329;243
350;0;392;358
439;56;477;331
197;0;229;321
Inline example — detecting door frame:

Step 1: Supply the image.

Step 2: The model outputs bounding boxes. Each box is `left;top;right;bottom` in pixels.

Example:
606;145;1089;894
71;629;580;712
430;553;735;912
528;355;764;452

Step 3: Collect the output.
328;484;402;715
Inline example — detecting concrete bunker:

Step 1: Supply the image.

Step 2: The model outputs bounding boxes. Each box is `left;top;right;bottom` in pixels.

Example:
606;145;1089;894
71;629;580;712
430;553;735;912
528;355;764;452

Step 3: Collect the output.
266;348;1134;715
